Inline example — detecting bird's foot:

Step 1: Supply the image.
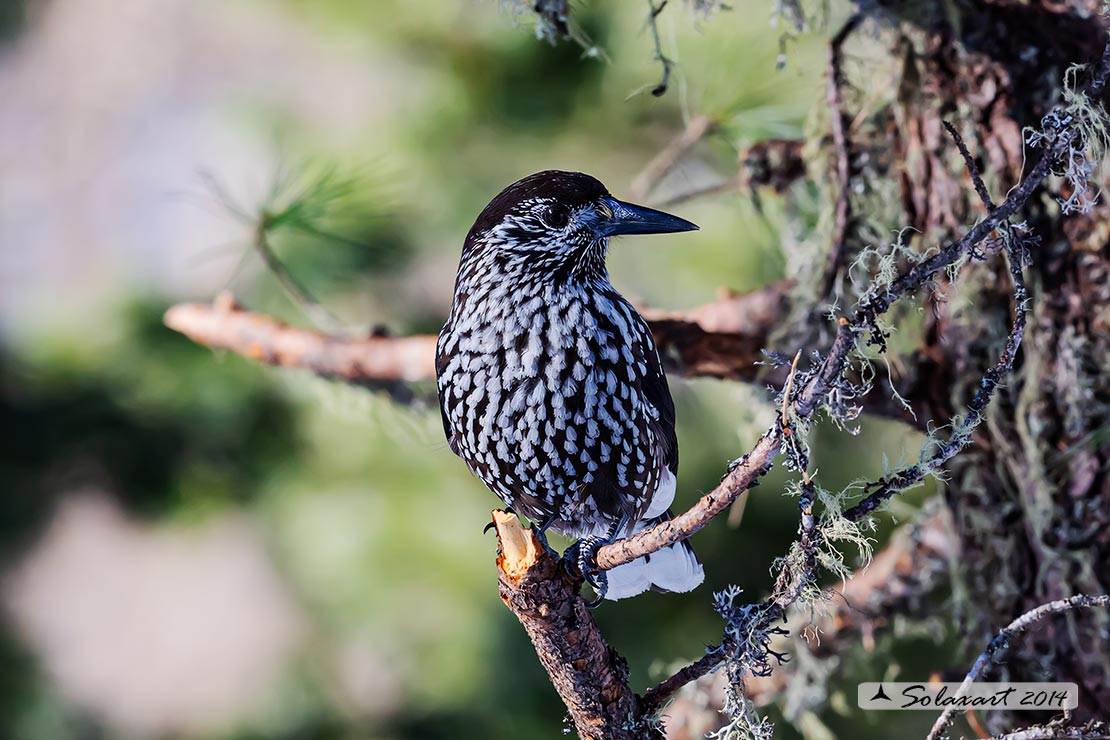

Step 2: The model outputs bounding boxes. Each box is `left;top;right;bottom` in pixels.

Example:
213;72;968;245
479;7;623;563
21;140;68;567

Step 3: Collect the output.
531;520;560;560
563;535;609;607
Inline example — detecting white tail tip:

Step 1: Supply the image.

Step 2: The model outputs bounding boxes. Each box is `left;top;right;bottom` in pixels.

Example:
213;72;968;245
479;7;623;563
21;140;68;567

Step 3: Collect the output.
602;518;704;601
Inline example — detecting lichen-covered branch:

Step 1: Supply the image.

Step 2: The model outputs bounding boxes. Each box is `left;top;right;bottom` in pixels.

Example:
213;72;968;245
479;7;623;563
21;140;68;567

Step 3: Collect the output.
599;34;1110;734
657;503;957;731
607;114;1062;570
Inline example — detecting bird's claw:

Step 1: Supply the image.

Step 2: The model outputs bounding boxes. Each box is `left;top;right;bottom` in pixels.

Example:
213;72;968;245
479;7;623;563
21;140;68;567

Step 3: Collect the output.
483;507;516;535
531;522;560;559
563;535;609;607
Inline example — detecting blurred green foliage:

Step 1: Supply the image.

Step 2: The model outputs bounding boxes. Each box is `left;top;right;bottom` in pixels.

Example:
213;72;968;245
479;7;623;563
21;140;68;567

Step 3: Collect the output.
0;0;27;43
0;1;952;738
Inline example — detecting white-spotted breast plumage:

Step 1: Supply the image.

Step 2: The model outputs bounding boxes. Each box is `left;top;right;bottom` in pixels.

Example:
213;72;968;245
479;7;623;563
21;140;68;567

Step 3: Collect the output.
436;170;704;601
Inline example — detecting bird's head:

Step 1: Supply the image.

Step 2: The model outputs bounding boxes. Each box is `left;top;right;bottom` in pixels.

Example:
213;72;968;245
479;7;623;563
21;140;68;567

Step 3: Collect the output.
458;170;697;286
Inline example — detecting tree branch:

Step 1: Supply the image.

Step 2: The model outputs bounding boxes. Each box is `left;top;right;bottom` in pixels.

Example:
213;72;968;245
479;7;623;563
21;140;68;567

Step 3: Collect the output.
164;284;789;386
927;594;1110;740
491;511;657;740
819;14;862;299
842;222;1029;523
629;115;716;200
596;429;780;570
164;294;437;384
654;504;957;727
641;281;790;381
644;0;674;98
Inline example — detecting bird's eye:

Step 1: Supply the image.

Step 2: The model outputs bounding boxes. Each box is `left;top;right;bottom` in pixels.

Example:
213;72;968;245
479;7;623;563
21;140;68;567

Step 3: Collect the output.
542;205;570;229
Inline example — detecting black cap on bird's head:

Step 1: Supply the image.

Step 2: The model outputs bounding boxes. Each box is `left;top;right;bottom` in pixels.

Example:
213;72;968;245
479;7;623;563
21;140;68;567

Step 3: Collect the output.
461;170;697;281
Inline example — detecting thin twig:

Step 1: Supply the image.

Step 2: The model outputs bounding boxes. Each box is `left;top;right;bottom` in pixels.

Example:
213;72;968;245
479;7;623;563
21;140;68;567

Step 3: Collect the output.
596;429;781;570
629;115;716;200
795;317;855;417
645;0;674;98
654;175;742;208
943;119;997;212
927;595;1110;740
781;350;802;427
772;472;818;610
641;650;724;715
819;14;862;299
842;230;1029;522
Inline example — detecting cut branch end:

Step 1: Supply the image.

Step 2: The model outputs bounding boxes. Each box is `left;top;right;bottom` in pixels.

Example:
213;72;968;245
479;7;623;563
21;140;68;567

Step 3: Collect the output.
493;510;542;582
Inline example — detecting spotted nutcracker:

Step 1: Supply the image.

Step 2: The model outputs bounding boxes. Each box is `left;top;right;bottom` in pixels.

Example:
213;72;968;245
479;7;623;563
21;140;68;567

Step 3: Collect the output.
436;170;704;601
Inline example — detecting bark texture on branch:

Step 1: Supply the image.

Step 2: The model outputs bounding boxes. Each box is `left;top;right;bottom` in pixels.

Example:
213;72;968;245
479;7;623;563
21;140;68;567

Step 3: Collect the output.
491;511;658;740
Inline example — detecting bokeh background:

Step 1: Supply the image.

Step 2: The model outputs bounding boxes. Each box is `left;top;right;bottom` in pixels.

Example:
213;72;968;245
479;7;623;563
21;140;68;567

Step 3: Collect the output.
0;1;944;737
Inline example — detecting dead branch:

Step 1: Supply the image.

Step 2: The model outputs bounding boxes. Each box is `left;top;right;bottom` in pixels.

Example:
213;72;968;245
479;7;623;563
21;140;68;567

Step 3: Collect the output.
492;511;656;740
641;281;791;381
163;294;437;384
943;119;997;213
644;0;674;98
596;429;780;571
164;284;789;386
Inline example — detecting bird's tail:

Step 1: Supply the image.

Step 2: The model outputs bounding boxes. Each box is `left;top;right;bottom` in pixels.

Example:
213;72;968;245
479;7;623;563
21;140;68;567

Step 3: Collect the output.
603;511;704;601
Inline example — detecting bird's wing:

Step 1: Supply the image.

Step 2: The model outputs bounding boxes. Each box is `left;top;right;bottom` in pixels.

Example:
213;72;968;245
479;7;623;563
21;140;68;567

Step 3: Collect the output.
574;296;679;527
638;318;679;474
434;330;459;456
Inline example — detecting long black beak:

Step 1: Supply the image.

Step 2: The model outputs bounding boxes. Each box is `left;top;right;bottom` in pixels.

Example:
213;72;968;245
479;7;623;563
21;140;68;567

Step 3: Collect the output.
594;197;699;237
